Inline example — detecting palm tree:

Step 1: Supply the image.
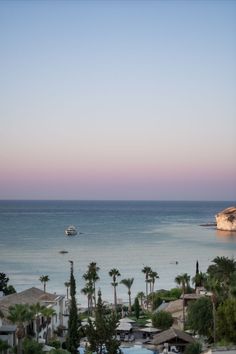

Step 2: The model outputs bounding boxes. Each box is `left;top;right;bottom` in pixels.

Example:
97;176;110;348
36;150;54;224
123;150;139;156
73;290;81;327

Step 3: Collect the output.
207;256;236;297
109;268;121;310
30;302;45;342
64;282;70;299
120;278;134;313
83;262;100;309
41;307;56;344
149;271;159;293
149;271;159;308
89;262;100;307
39;275;50;293
142;266;152;308
136;291;145;310
175;273;190;329
81;283;94;315
192;272;207;289
7;303;33;354
0;338;10;354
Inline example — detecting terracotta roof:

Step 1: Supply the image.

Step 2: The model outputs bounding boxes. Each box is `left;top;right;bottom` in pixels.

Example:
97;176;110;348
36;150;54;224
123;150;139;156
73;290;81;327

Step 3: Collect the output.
151;327;195;345
0;287;58;319
165;299;183;314
156;301;168;312
181;293;204;300
38;293;58;302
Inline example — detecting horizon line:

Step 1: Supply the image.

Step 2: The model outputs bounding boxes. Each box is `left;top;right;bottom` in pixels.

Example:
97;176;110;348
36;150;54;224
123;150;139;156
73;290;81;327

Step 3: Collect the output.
0;199;235;203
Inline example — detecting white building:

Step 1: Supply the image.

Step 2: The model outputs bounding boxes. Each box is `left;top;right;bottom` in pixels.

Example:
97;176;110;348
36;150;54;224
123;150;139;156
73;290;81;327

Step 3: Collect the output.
0;287;69;348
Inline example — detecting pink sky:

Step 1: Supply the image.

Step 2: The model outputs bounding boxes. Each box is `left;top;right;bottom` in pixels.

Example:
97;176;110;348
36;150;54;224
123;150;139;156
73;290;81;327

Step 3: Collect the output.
0;1;236;200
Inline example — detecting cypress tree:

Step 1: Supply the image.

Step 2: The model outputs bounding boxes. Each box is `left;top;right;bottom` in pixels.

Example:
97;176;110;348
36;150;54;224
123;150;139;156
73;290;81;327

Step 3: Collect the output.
67;261;80;354
195;260;200;288
134;297;140;319
85;290;121;354
196;260;199;275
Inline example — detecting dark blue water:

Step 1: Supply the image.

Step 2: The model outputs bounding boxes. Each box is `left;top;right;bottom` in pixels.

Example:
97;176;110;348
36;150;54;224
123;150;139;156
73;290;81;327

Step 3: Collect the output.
0;200;235;306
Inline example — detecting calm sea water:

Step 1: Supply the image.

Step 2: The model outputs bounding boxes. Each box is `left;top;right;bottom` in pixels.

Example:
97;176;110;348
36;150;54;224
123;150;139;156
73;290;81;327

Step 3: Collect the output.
0;201;236;306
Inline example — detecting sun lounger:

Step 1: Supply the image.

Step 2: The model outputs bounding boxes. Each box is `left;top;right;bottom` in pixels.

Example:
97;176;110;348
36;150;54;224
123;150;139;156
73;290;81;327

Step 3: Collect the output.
129;334;135;342
124;334;129;342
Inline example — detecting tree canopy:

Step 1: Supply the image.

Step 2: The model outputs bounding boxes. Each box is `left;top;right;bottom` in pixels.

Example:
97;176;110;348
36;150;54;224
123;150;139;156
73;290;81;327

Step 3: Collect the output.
85;290;121;354
216;298;236;343
152;311;173;330
0;272;16;295
187;297;213;338
66;261;80;354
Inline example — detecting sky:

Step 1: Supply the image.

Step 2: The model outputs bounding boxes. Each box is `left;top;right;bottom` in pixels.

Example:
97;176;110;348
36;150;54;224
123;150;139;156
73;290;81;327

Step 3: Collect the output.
0;0;235;200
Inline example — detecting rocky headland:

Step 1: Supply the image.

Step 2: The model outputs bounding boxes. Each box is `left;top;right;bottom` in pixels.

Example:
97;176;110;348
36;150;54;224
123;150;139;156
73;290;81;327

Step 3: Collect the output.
215;206;236;231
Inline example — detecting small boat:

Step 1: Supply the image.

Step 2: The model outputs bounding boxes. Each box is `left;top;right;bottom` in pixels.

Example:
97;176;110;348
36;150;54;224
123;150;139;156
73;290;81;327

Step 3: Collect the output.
59;250;69;254
65;225;78;236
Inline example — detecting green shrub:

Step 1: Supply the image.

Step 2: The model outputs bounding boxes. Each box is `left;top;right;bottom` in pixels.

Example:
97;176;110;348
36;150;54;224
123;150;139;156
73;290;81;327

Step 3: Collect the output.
134;297;140;319
184;342;201;354
152;311;173;330
50;350;71;354
48;339;61;349
23;338;44;354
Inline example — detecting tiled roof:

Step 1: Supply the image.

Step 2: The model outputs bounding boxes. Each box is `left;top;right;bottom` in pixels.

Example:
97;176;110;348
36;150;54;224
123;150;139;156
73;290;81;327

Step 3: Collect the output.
165;299;183;313
151;327;195;345
0;287;58;319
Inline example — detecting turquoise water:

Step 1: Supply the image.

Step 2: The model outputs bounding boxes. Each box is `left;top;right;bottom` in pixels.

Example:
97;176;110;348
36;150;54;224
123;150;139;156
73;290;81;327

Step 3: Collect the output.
0;201;236;306
121;347;156;354
78;345;157;353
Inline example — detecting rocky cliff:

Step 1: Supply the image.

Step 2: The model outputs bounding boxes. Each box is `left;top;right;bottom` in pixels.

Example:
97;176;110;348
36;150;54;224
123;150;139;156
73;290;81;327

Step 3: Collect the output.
215;206;236;231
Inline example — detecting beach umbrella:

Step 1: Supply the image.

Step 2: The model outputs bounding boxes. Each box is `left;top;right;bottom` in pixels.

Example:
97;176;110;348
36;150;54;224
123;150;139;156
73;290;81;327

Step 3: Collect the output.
119;317;136;323
88;316;95;321
117;322;132;331
81;320;88;327
145;322;154;327
139;327;161;333
42;345;55;352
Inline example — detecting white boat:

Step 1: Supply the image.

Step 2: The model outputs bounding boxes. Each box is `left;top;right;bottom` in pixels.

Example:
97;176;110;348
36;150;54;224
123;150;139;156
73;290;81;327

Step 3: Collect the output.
65;225;78;236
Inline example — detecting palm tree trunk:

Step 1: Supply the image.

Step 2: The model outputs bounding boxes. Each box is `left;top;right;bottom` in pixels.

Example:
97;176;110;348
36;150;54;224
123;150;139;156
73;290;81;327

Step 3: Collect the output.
146;280;148;309
44;282;46;293
87;297;90;315
93;284;97;308
128;291;131;313
212;298;216;344
114;286;117;309
46;323;48;344
182;293;185;330
17;338;22;354
16;324;25;354
36;317;40;342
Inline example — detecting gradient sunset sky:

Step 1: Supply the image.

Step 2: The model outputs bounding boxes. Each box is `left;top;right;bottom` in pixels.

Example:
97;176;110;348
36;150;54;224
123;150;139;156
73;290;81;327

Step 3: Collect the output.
0;0;235;200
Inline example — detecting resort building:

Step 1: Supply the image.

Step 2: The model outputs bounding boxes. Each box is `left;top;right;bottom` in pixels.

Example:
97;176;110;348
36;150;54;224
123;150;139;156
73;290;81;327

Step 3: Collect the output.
150;327;195;353
0;287;69;347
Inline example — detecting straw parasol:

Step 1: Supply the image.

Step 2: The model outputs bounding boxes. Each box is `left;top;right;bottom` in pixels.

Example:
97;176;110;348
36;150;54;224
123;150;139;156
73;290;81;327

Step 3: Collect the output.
42;345;55;352
139;327;161;333
119;317;136;323
117;322;132;331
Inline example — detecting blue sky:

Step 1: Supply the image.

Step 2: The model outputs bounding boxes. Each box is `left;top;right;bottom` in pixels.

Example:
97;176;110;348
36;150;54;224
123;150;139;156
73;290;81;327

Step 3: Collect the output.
0;0;235;200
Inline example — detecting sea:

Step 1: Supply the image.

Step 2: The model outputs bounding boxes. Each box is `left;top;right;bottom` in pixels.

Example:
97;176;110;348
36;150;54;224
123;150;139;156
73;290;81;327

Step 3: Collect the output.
0;200;236;307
